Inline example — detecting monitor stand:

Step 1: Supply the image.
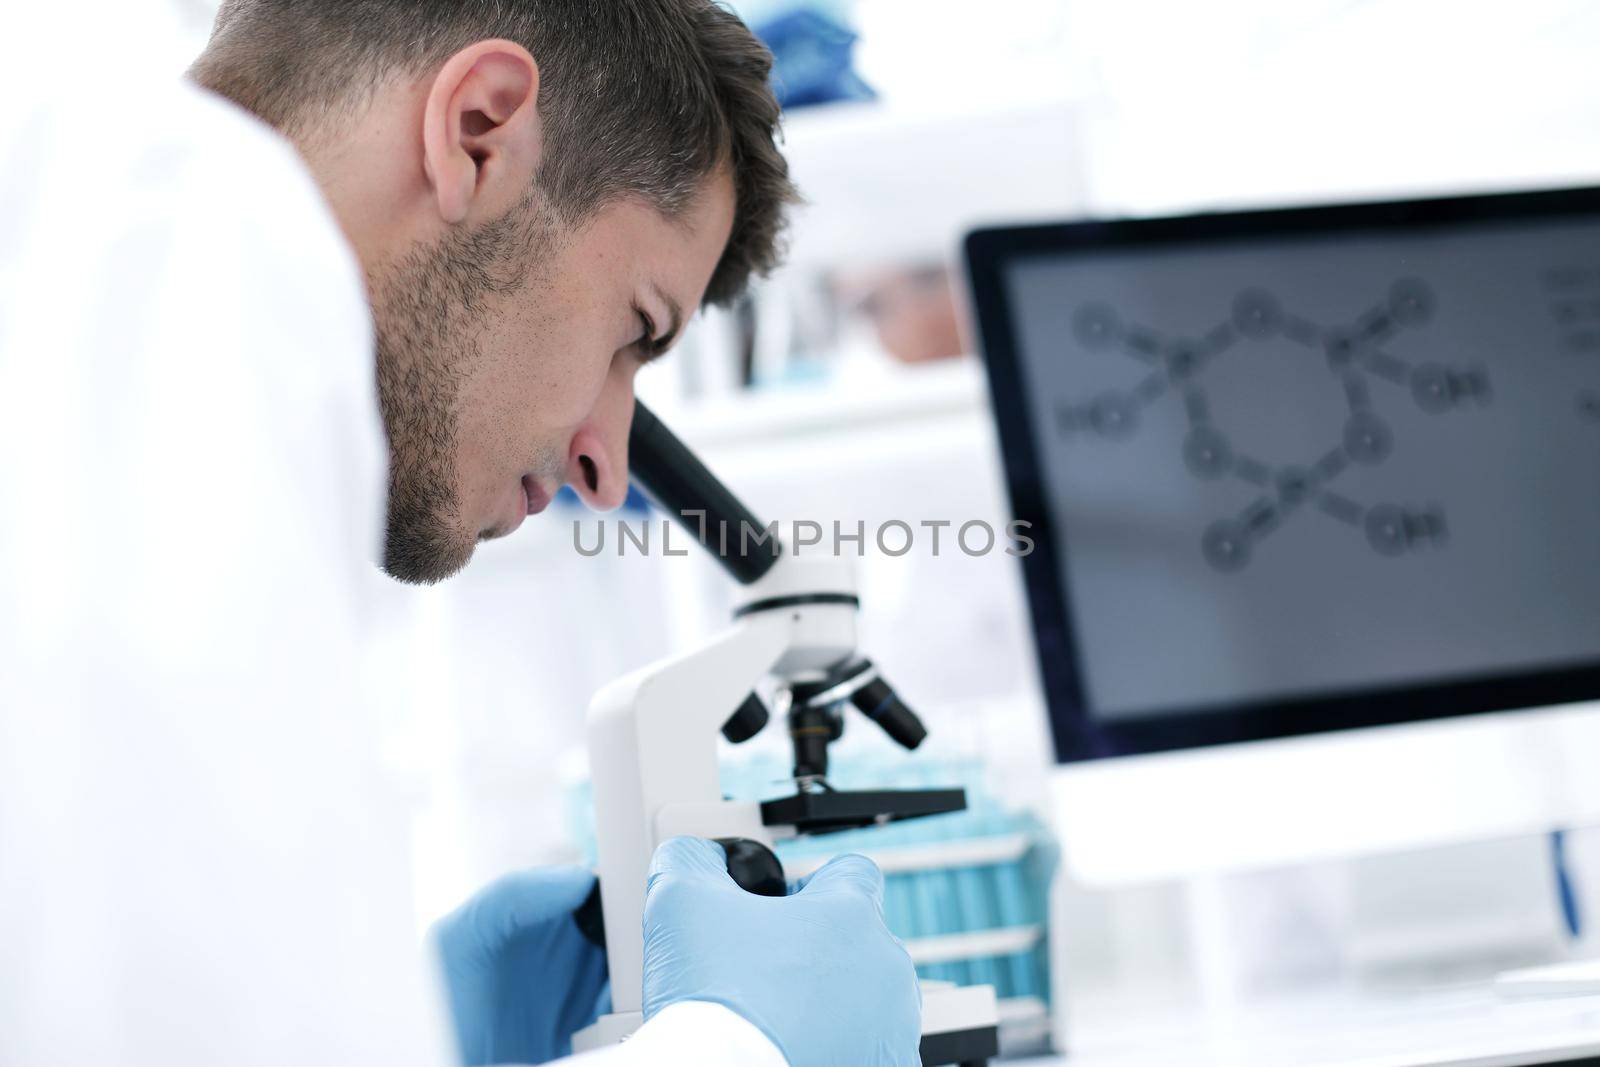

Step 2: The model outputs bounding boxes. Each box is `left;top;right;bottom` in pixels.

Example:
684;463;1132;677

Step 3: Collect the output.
1049;700;1600;888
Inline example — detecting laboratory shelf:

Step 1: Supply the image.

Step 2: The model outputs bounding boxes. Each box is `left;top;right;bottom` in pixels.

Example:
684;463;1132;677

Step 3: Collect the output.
643;355;989;451
904;923;1045;966
782;830;1035;879
776;96;1091;270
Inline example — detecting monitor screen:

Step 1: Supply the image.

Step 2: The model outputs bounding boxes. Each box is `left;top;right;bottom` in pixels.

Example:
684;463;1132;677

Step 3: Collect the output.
967;189;1600;760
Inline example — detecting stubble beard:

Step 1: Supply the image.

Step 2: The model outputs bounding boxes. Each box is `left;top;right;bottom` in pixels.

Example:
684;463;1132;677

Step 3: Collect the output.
371;201;549;584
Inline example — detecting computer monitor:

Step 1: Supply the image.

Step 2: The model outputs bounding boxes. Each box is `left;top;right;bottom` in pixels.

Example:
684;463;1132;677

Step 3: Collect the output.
965;187;1600;885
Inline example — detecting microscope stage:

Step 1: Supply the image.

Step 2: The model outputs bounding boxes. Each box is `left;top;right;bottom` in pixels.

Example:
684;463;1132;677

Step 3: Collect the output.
760;788;967;834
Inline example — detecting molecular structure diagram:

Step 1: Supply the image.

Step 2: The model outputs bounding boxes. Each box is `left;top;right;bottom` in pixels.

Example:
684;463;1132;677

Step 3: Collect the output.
1543;264;1600;427
1056;280;1491;573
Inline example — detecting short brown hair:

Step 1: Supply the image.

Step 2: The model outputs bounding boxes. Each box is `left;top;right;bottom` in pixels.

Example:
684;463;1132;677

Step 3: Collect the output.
191;0;796;306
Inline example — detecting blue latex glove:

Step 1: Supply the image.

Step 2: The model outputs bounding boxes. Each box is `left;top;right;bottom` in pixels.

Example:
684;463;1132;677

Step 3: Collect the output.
641;837;921;1067
431;867;610;1065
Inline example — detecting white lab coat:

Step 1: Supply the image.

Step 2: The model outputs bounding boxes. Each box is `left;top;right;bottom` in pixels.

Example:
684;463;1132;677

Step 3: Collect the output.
0;70;784;1067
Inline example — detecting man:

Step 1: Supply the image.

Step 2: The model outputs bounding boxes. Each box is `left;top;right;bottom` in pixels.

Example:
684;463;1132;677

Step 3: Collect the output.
0;1;920;1065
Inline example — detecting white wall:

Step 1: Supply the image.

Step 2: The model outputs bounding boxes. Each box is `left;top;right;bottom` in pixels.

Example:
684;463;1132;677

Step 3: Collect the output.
1069;0;1600;214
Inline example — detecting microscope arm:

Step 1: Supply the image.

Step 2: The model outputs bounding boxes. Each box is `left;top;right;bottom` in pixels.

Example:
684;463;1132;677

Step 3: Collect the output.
587;606;796;1017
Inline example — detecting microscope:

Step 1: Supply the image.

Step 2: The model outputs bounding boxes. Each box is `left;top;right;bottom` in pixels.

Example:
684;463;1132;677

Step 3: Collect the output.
569;401;1000;1066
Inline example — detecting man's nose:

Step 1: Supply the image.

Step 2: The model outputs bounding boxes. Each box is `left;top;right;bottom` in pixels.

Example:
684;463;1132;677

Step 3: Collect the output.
564;397;634;512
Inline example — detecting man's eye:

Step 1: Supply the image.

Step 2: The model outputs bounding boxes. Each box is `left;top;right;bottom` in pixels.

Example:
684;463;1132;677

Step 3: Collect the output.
637;310;659;353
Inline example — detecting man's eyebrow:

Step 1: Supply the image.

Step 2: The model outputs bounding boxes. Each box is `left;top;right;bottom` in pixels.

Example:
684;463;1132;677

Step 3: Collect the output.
649;281;684;352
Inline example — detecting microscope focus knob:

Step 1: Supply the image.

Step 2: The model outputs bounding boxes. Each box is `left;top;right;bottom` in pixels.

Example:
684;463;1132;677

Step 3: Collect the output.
715;837;787;897
571;837;787;950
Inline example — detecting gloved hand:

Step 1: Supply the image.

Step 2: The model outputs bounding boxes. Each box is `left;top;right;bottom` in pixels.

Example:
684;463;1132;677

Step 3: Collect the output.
640;837;921;1067
431;866;610;1066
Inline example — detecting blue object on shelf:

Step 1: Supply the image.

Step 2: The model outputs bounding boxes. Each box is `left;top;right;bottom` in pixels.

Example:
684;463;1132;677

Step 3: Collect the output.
753;8;876;110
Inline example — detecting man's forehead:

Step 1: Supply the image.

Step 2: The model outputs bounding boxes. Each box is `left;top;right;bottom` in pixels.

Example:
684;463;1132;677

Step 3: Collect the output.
594;172;735;304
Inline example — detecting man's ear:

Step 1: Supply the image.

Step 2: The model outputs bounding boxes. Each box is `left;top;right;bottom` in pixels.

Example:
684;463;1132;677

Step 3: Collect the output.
421;40;541;226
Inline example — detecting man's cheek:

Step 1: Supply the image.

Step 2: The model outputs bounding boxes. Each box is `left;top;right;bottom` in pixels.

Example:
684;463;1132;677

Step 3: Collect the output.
549;364;613;428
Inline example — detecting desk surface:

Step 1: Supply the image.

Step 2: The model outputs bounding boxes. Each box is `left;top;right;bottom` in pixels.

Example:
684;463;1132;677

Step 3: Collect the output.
1009;984;1600;1067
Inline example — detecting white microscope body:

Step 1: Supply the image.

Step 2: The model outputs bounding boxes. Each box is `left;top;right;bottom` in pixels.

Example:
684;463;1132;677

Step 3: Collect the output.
570;403;998;1064
575;553;845;1041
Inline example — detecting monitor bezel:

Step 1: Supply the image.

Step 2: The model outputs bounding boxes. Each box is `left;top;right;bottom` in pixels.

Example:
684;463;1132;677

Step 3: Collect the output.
964;185;1600;763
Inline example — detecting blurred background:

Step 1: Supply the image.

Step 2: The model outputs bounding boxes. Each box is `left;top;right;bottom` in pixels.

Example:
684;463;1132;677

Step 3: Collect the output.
59;1;1600;1058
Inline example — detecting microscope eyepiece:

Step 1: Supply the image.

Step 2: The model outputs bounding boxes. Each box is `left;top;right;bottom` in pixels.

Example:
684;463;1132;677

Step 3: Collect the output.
628;400;782;585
